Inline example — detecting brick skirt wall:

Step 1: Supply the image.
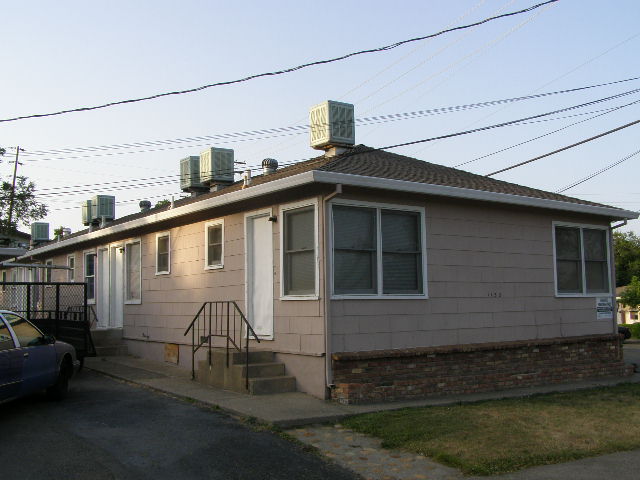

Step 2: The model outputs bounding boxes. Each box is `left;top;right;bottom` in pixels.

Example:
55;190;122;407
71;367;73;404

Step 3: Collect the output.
331;334;633;404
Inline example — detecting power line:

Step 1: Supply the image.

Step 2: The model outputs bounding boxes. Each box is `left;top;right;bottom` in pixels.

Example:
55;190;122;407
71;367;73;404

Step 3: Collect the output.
30;88;640;196
19;75;640;163
454;97;640;168
372;88;640;151
0;0;558;124
486;119;640;177
556;149;640;193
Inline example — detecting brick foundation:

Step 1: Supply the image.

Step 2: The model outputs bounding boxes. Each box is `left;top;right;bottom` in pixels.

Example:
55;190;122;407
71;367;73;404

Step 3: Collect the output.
331;334;634;404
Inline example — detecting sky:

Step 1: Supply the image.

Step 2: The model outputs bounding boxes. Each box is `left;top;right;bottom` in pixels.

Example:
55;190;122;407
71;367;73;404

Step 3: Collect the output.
1;0;639;235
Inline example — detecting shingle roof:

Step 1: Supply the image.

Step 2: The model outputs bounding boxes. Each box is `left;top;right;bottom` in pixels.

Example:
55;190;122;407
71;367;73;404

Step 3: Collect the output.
318;145;611;208
35;145;633;248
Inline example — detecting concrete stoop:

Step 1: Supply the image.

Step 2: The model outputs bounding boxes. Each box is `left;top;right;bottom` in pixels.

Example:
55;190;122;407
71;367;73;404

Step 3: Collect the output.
195;349;296;395
91;328;128;357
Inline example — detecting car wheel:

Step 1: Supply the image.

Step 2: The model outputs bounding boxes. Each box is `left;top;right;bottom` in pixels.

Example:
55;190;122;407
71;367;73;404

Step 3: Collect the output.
47;358;72;401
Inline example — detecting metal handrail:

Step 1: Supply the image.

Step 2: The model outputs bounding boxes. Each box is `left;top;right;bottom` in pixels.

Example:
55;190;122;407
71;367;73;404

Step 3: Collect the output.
184;301;260;390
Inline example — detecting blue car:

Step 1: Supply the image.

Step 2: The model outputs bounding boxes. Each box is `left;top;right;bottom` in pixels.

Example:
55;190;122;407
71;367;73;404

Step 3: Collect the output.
0;310;79;403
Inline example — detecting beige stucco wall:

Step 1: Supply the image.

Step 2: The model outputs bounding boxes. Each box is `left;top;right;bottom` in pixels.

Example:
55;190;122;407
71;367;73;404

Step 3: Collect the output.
330;196;615;353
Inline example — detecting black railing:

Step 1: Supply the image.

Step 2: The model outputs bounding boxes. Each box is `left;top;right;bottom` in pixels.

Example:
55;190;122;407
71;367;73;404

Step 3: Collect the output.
183;301;260;390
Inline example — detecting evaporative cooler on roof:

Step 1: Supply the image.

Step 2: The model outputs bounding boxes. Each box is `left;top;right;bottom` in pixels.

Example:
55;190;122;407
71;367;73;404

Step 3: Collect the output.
30;222;49;242
91;195;115;222
309;100;355;150
180;156;207;191
199;148;234;185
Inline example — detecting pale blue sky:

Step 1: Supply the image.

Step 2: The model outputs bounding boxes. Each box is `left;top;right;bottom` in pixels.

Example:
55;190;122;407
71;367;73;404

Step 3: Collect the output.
1;0;639;233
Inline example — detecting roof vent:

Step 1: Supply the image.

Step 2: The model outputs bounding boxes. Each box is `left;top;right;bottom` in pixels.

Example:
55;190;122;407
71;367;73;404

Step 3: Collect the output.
262;158;278;175
180;156;208;195
139;200;152;212
310;100;355;151
30;222;49;243
200;147;235;191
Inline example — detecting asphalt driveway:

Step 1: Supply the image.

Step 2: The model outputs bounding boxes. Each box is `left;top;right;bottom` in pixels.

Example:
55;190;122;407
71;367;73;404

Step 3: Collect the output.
0;370;358;480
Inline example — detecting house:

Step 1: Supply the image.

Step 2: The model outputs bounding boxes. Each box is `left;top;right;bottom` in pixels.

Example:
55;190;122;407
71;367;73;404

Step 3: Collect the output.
0;229;30;279
9;101;638;404
616;286;639;324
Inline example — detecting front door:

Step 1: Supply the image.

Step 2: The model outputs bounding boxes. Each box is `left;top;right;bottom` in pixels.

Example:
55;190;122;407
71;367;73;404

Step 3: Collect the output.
109;246;124;328
245;211;273;338
97;248;110;328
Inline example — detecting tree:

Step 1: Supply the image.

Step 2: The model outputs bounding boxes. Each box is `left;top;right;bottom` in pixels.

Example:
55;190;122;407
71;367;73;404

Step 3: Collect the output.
613;231;640;287
620;276;640;310
154;199;171;208
0;175;48;232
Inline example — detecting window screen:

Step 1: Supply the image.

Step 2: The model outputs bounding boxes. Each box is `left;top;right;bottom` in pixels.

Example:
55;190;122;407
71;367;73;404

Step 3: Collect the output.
555;225;609;295
126;242;141;301
283;206;315;295
85;253;96;300
333;206;378;295
381;210;422;294
207;223;223;267
157;234;170;273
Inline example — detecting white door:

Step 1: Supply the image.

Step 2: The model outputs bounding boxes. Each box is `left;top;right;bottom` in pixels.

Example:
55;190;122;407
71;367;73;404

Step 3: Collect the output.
109;246;124;328
246;212;273;338
96;248;109;328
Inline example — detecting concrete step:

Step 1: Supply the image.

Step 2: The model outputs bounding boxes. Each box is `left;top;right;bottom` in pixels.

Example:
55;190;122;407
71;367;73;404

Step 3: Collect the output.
233;362;285;378
95;345;129;357
209;349;274;365
249;376;296;395
91;328;124;346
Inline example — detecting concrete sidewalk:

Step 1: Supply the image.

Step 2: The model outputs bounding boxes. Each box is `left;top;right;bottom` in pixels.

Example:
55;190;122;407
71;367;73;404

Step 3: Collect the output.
84;354;640;427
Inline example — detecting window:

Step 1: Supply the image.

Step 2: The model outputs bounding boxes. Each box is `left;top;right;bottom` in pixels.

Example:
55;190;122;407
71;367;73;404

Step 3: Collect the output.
125;240;141;303
84;252;96;301
44;259;53;283
204;221;223;269
332;202;426;297
156;232;170;275
0;318;15;351
4;313;44;347
282;204;316;297
67;255;75;282
554;224;610;296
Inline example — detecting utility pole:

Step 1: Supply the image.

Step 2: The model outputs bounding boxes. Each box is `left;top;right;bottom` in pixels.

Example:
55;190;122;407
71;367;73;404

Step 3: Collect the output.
6;146;24;233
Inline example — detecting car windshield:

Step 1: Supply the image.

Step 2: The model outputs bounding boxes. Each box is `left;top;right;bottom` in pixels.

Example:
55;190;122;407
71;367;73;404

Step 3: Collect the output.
3;313;44;347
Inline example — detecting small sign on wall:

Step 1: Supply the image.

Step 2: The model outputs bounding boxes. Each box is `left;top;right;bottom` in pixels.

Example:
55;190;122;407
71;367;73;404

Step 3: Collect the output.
596;297;613;320
164;343;179;364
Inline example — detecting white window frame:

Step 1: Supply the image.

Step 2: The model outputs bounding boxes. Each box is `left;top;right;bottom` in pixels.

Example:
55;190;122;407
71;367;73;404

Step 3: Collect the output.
67;254;75;282
155;231;171;275
124;238;142;305
280;199;319;301
204;219;224;270
329;199;428;300
552;221;612;298
84;249;97;305
44;259;53;283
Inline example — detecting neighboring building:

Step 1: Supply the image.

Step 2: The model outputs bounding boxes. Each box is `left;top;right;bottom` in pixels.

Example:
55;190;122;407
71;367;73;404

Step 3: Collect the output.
9;101;638;403
616;286;639;324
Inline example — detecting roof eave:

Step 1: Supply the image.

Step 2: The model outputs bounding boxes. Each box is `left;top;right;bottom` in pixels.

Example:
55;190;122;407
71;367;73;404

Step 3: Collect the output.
20;168;637;259
312;171;639;220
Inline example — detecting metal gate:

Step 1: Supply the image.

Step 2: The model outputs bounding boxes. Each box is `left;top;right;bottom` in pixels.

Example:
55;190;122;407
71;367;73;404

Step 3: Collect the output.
0;281;96;361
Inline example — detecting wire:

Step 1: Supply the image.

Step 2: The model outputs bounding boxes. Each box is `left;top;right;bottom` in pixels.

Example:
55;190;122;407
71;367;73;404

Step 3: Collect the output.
454;97;640;168
19;74;640;162
0;1;558;124
371;88;640;151
486;119;640;177
29;87;640;196
556;149;640;193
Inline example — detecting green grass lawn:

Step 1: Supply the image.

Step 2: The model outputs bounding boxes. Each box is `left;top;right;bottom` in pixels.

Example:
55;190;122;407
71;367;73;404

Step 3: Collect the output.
341;383;640;476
